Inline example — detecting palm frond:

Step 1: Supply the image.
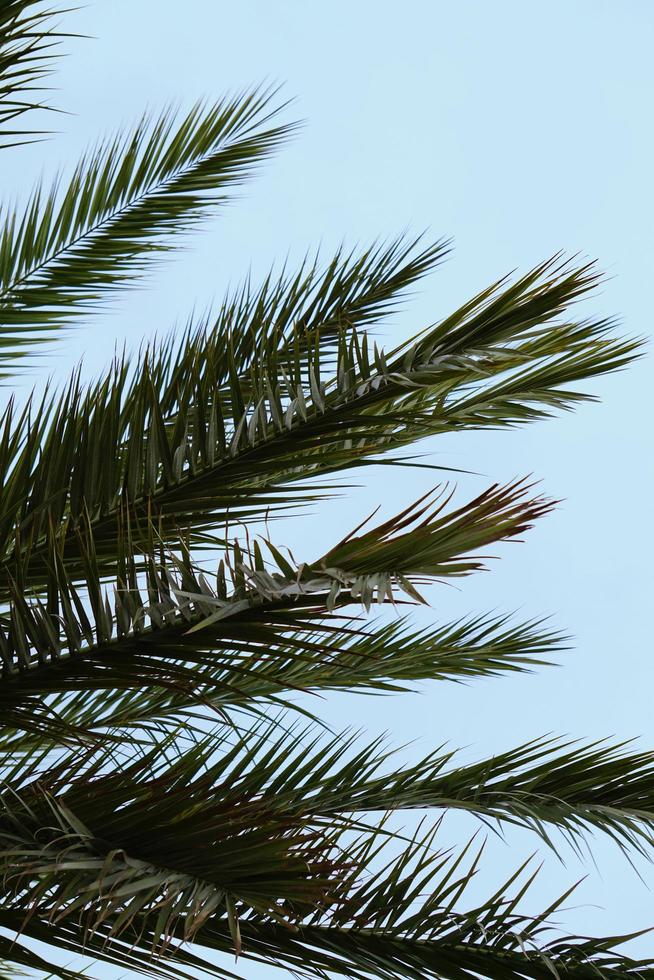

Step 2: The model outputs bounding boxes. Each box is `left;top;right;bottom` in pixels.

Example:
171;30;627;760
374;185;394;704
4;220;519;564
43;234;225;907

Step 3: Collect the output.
279;729;654;861
7;684;654;872
125;721;654;862
0;1;71;150
0;85;294;374
0;235;445;575
0;252;638;589
0;482;552;737
0;934;85;980
3;906;651;980
0;911;214;980
179;234;450;394
1;736;652;980
195;913;653;980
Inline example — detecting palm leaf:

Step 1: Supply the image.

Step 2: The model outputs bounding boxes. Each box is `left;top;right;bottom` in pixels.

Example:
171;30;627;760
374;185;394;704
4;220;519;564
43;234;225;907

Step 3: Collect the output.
0;0;71;150
0;252;639;591
3;909;650;980
1;736;653;980
0;85;294;375
7;692;654;873
258;727;654;861
0;934;85;980
193;915;653;980
0;611;561;743
0;235;445;577
0;481;552;736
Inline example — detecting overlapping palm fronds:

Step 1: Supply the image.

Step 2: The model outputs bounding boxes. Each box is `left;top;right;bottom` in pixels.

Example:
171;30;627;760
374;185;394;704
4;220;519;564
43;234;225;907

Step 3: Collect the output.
0;479;556;736
2;727;654;980
0;6;650;980
0;245;640;593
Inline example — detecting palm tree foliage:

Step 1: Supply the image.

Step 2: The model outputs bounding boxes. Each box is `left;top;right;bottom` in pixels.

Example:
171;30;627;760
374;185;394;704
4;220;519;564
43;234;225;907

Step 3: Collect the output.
0;1;70;150
0;5;650;980
0;85;293;376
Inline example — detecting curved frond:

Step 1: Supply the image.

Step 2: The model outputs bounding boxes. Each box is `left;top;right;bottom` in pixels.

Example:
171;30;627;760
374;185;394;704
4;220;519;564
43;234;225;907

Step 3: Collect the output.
0;611;561;742
0;252;638;588
0;86;294;374
0;482;552;736
1;736;652;980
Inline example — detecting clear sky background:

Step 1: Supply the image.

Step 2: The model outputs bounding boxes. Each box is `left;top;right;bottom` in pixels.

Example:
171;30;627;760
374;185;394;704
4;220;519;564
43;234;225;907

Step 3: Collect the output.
3;2;654;977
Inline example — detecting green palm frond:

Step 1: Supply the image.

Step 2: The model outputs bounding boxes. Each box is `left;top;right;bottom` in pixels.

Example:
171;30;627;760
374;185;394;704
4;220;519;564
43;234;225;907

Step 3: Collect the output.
0;235;445;576
7;694;654;875
193;913;652;980
0;611;560;743
0;910;211;980
0;481;552;736
1;732;653;980
2;905;651;980
0;86;294;375
115;720;654;860
0;250;639;591
0;935;84;980
0;1;71;150
266;727;654;860
182;234;450;388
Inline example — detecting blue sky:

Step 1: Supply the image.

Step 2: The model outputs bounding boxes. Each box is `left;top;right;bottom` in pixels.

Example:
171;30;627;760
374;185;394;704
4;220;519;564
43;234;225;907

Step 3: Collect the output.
3;2;654;977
